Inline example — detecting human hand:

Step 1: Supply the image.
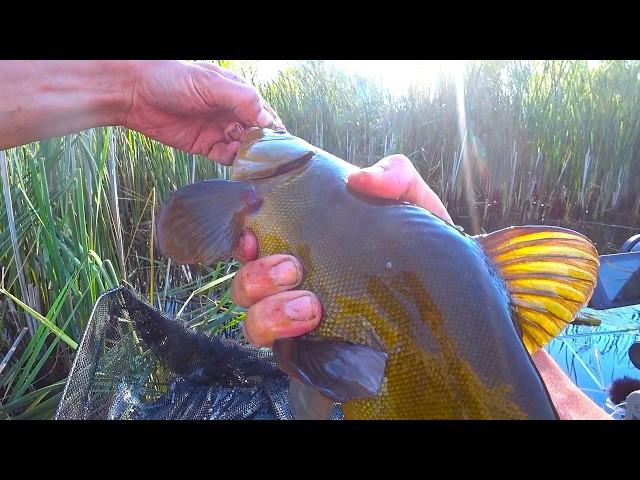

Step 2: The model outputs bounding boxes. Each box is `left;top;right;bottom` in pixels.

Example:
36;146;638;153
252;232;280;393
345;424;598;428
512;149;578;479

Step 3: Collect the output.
0;60;283;155
122;61;284;165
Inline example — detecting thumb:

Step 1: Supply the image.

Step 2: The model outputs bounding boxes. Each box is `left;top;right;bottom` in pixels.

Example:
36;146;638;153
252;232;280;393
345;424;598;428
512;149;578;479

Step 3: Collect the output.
348;154;453;223
190;65;275;128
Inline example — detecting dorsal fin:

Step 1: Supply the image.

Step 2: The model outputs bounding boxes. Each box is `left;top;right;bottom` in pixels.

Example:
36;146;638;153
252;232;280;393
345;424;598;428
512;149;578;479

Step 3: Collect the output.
475;226;600;354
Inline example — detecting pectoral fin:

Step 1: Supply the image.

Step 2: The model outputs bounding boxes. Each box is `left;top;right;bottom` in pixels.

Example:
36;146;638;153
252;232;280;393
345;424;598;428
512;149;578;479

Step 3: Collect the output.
156;180;261;265
273;336;388;404
476;225;600;353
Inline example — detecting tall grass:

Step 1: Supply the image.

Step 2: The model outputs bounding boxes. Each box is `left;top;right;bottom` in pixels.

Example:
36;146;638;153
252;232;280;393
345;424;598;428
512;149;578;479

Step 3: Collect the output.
260;61;640;230
1;60;639;418
0;126;243;419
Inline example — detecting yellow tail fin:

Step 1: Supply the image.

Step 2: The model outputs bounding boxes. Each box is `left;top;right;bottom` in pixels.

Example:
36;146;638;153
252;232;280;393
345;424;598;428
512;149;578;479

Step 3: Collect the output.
476;226;600;354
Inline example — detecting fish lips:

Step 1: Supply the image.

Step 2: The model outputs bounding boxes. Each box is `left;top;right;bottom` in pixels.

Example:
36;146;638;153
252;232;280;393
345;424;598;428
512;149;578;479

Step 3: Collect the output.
232;128;317;181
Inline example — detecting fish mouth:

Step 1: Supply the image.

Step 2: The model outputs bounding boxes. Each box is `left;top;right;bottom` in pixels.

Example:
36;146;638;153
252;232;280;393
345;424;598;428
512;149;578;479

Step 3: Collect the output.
238;127;293;150
232;128;317;181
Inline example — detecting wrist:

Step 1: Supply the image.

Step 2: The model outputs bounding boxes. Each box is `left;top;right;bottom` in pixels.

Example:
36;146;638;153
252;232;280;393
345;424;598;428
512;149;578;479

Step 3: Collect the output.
95;60;138;126
532;349;611;420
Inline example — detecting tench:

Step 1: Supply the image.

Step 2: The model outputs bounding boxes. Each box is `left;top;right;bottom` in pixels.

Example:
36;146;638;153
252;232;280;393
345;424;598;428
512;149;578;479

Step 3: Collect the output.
156;128;599;420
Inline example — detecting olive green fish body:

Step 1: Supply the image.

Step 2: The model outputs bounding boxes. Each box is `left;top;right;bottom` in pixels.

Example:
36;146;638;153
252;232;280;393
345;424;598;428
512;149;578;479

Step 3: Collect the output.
248;153;556;419
157;128;600;420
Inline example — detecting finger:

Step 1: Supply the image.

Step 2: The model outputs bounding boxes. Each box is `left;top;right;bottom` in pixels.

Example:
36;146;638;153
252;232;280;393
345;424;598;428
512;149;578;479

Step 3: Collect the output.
260;100;286;130
232;228;258;264
232;91;275;129
224;122;245;142
210;78;274;127
205;140;241;165
231;254;304;308
348;154;453;223
190;66;275;128
193;62;247;85
242;290;322;347
193;62;285;130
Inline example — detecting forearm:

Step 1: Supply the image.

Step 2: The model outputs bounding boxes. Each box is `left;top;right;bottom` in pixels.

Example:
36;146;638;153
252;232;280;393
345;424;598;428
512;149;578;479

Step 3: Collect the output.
0;61;134;149
532;349;611;420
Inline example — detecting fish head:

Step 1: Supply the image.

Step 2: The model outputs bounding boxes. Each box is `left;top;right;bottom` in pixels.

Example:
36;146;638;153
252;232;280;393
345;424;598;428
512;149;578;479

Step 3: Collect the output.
231;128;317;181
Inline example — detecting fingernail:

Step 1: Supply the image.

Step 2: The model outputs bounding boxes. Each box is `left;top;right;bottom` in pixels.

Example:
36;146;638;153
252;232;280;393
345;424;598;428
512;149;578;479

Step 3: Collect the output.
285;295;316;322
257;108;275;128
270;259;301;286
361;165;385;175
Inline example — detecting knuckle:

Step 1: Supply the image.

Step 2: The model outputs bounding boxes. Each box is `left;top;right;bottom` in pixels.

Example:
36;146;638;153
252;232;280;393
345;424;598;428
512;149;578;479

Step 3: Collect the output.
245;302;275;347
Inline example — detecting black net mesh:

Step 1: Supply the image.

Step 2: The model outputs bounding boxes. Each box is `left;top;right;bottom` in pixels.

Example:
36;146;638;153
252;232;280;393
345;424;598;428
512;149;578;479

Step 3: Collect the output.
55;286;344;420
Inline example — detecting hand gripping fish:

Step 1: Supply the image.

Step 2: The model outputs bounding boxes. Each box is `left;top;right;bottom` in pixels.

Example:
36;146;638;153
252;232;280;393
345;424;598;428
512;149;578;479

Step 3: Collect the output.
156;128;599;420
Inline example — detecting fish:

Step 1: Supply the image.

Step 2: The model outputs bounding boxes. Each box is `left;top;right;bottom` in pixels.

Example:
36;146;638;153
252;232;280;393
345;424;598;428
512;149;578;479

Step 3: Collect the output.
156;128;600;420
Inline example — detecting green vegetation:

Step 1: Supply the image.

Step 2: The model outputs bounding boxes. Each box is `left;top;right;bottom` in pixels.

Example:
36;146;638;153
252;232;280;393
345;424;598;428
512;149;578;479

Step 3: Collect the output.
260;61;640;232
1;60;639;418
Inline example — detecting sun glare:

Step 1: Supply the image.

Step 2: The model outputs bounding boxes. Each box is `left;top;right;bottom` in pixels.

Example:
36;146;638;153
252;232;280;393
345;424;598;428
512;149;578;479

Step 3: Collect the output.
254;60;467;96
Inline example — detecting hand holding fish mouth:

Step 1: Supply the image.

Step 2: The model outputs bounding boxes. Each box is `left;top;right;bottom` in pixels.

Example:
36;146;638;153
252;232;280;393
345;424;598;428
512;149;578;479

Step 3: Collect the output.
0;61;284;161
122;61;285;165
234;153;450;348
